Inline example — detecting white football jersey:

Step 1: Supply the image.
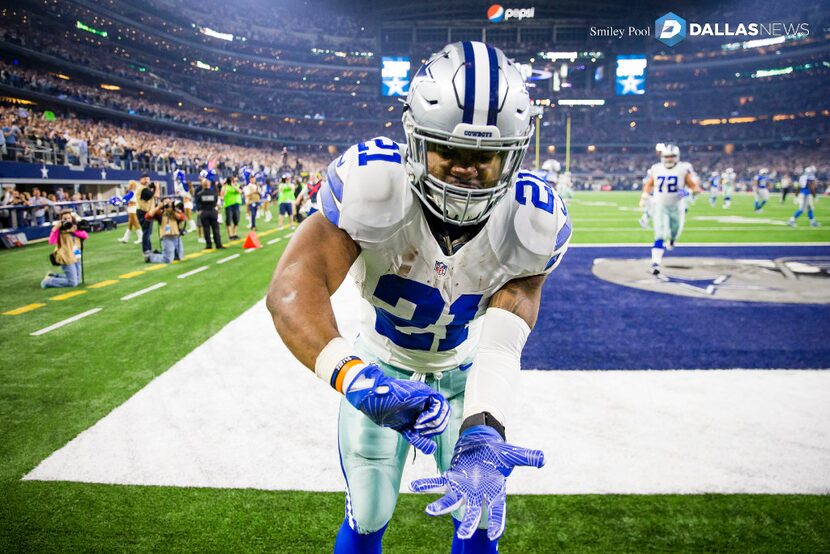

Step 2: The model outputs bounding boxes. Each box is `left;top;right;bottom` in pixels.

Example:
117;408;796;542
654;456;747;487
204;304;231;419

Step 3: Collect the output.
649;161;695;206
321;138;571;372
720;170;736;187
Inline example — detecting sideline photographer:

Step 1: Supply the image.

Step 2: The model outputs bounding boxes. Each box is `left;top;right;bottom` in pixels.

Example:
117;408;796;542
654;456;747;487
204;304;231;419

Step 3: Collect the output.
144;197;185;264
41;210;89;288
136;173;157;255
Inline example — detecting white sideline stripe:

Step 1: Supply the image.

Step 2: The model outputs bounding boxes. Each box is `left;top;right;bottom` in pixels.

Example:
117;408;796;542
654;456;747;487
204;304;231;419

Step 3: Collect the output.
570;242;830;248
30;308;102;336
24;279;830;494
244;248;257;254
121;282;166;301
177;266;209;279
216;254;240;264
266;238;282;245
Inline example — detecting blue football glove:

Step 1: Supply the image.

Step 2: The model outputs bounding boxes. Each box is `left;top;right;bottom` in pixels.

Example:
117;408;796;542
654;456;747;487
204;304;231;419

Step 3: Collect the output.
677;188;691;199
410;425;545;540
344;363;450;455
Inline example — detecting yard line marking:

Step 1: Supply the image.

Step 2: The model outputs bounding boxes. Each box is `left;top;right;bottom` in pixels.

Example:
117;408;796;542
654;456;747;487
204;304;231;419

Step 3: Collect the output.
87;280;119;289
49;290;87;301
119;271;145;279
216;254;240;265
259;229;277;237
3;303;47;316
266;238;282;245
244;248;258;254
145;264;167;271
184;252;206;260
285;231;295;238
121;283;166;301
177;266;208;279
30;308;102;336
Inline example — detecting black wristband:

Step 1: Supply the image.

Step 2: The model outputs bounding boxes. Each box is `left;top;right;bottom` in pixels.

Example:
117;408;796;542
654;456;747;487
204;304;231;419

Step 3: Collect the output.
460;411;506;440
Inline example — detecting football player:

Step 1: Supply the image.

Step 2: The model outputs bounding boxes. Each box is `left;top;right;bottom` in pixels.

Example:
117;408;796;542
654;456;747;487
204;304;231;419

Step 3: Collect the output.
639;144;664;229
708;170;720;207
267;41;569;553
754;168;771;213
541;158;560;187
641;144;701;274
779;172;794;203
720;167;736;209
558;170;574;203
788;166;821;227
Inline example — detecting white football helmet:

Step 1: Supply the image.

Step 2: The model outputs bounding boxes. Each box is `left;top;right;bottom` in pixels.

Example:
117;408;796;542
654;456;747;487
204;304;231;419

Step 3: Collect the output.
759;168;769;175
805;165;817;177
661;144;679;168
403;41;533;226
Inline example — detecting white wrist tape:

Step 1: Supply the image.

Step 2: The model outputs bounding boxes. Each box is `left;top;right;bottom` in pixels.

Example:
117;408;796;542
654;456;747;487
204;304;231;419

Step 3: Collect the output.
314;337;366;393
462;308;531;427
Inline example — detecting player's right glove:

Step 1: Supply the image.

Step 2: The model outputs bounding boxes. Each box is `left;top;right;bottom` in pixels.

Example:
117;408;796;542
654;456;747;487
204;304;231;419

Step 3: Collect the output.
343;363;450;455
410;425;545;540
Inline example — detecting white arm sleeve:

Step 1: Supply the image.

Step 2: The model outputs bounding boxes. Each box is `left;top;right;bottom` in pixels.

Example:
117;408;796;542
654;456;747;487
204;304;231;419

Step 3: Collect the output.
462;307;531;427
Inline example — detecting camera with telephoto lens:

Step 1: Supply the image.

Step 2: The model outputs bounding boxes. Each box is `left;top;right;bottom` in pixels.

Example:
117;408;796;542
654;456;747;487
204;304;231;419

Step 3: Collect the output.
61;218;90;231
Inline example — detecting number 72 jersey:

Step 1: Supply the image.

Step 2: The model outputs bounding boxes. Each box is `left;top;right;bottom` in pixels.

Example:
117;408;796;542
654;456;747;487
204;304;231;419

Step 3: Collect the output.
320;137;572;373
649;161;695;207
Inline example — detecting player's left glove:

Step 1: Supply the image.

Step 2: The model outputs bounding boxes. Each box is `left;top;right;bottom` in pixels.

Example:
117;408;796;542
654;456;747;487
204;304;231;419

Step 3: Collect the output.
677;188;691;199
410;425;545;541
344;363;450;455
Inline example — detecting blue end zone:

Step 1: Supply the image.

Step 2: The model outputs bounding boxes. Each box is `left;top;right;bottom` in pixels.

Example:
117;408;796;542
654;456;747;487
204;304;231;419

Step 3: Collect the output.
524;245;830;370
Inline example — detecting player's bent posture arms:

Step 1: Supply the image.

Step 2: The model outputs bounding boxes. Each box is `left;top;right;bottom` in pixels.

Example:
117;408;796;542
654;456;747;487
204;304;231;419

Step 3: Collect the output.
267;41;571;554
641;144;701;275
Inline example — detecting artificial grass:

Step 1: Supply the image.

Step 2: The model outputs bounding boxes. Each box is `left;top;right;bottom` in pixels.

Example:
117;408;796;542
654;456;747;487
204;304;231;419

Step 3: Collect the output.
1;198;828;553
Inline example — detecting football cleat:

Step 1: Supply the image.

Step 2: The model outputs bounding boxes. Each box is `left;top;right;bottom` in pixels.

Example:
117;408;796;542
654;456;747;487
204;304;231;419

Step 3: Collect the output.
651;263;661;275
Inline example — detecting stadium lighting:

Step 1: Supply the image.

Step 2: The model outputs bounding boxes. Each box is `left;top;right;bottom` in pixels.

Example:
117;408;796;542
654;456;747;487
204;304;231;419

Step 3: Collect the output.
752;67;793;78
100;84;121;91
194;61;219;72
199;27;234;41
741;36;786;49
540;51;578;61
76;20;108;38
557;99;605;106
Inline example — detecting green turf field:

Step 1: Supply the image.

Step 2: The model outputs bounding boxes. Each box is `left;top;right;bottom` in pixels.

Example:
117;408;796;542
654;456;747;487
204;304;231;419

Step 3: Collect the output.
568;190;830;244
1;196;828;553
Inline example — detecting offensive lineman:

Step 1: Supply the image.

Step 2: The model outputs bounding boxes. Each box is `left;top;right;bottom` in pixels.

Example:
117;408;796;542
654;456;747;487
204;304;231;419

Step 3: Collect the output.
788;166;821;227
641;144;701;274
754;168;771;213
267;42;569;553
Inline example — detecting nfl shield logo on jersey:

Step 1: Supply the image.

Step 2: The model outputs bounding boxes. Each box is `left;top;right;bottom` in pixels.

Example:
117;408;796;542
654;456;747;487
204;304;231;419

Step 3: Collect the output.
434;261;448;277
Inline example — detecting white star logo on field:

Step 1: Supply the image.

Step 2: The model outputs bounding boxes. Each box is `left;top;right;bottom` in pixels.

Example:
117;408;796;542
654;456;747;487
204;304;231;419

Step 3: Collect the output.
101;169;107;180
40;166;49;178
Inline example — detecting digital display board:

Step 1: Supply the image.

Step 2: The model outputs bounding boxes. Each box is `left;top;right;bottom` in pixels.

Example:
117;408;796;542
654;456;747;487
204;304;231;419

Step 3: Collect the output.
381;57;411;96
615;55;647;96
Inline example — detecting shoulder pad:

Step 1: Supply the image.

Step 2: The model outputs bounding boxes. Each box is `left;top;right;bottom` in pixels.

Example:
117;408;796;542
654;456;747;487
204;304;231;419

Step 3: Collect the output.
490;171;572;275
319;137;412;243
